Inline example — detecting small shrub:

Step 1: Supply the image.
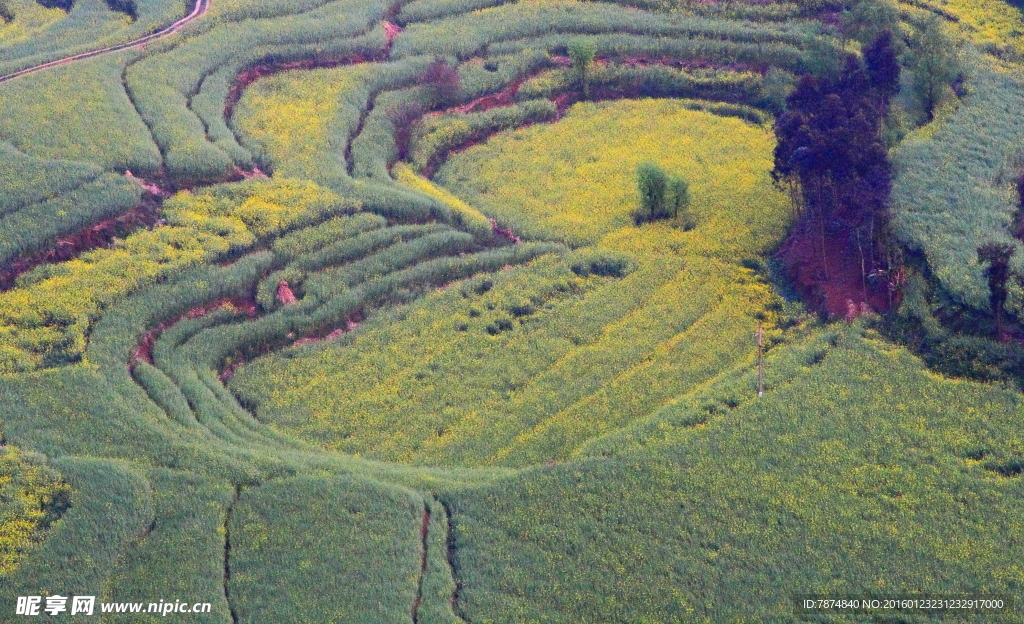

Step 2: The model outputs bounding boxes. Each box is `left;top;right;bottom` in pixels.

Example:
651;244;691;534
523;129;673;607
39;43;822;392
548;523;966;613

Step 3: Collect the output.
35;0;73;10
569;250;637;278
635;161;667;224
387;102;427;161
421;56;462;105
567;38;596;99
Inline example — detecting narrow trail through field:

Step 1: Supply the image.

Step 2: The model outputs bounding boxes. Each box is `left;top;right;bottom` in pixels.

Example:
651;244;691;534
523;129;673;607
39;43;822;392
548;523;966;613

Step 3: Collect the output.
0;0;210;85
411;504;430;624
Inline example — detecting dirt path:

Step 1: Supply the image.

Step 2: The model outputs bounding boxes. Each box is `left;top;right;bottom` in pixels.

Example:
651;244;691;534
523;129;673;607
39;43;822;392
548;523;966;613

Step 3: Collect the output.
0;0;209;84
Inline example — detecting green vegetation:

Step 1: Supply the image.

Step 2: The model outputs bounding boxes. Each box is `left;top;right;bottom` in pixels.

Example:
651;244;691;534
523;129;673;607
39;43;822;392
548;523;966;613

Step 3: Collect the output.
0;0;185;76
435;99;787;250
102;469;235;623
0;446;69;575
0;142;101;217
0;56;163;173
567;37;596;98
0;173;141;268
406;100;558;175
0;458;154;614
230;100;790;468
443;327;1024;623
906;13;963;120
0;177;351;373
229;475;447;624
634;161;692;225
391;0;831;61
2;0;1024;620
891;54;1024;315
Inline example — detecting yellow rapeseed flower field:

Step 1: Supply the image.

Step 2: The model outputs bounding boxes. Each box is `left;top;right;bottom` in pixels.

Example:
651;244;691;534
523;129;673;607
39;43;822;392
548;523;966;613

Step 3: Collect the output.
233;99;795;466
233;65;370;181
435;98;790;254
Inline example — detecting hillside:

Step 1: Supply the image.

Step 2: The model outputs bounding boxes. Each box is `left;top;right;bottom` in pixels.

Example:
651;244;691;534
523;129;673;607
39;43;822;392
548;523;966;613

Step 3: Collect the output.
1;0;1024;621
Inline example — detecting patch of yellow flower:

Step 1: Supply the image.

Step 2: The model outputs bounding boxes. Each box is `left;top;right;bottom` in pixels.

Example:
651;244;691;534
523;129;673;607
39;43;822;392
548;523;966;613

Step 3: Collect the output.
436;98;791;256
393;163;493;238
899;0;1024;53
0;0;66;47
233;65;371;180
0;179;349;373
0;445;70;575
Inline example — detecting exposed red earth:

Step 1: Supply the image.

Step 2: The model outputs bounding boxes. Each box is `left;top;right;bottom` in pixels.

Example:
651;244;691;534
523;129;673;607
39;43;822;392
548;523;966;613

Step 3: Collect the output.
275;280;298;305
0;189;163;292
419;55;764;177
223;20;402;118
410;506;431;624
382;20;403;46
777;225;899;318
130;295;259;369
124;47;859;381
489;218;520;244
219;313;363;381
0;167;266;292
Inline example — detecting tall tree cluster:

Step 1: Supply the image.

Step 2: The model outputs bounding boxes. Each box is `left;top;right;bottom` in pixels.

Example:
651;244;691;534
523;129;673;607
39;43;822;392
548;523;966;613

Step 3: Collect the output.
772;32;900;307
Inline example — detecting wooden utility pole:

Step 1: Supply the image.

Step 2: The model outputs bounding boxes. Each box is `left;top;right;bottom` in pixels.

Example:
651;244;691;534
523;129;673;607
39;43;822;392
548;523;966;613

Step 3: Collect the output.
755;323;764;398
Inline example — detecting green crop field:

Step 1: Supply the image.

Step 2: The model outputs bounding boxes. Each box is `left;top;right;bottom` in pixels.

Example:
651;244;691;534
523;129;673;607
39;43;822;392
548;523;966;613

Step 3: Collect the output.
1;0;1024;619
231;98;791;468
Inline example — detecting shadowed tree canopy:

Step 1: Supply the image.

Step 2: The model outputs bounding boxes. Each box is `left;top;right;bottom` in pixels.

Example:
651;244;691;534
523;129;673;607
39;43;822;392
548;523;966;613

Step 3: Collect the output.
773;55;892;231
421;56;461;103
978;242;1016;337
772;51;896;314
864;30;901;99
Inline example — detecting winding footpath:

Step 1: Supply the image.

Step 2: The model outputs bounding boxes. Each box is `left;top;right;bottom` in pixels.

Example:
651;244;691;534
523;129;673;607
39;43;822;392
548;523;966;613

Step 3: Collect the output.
0;0;209;84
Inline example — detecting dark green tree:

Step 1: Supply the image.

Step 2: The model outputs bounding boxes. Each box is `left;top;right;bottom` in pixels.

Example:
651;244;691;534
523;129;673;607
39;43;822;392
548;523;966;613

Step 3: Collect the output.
568;38;597;100
36;0;73;10
636;162;667;224
907;14;960;121
667;174;694;229
105;0;137;19
840;0;900;46
772;55;896;309
978;243;1016;338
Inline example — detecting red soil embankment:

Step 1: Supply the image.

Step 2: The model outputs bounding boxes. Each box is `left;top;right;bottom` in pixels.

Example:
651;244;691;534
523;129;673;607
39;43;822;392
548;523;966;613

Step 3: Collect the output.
131;296;259;369
0;167;267;292
0;193;163;292
420;55;763;177
777;223;896;318
222;19;403;119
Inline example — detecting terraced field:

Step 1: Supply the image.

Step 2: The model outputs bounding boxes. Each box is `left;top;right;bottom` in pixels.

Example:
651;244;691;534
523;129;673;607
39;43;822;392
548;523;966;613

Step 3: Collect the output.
2;0;1024;620
230;98;791;467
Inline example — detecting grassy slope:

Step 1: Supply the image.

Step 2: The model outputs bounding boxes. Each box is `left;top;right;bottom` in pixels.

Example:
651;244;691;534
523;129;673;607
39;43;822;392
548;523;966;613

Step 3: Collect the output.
891;55;1024;313
229;474;436;624
100;469;236;624
444;328;1024;624
0;53;162;173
